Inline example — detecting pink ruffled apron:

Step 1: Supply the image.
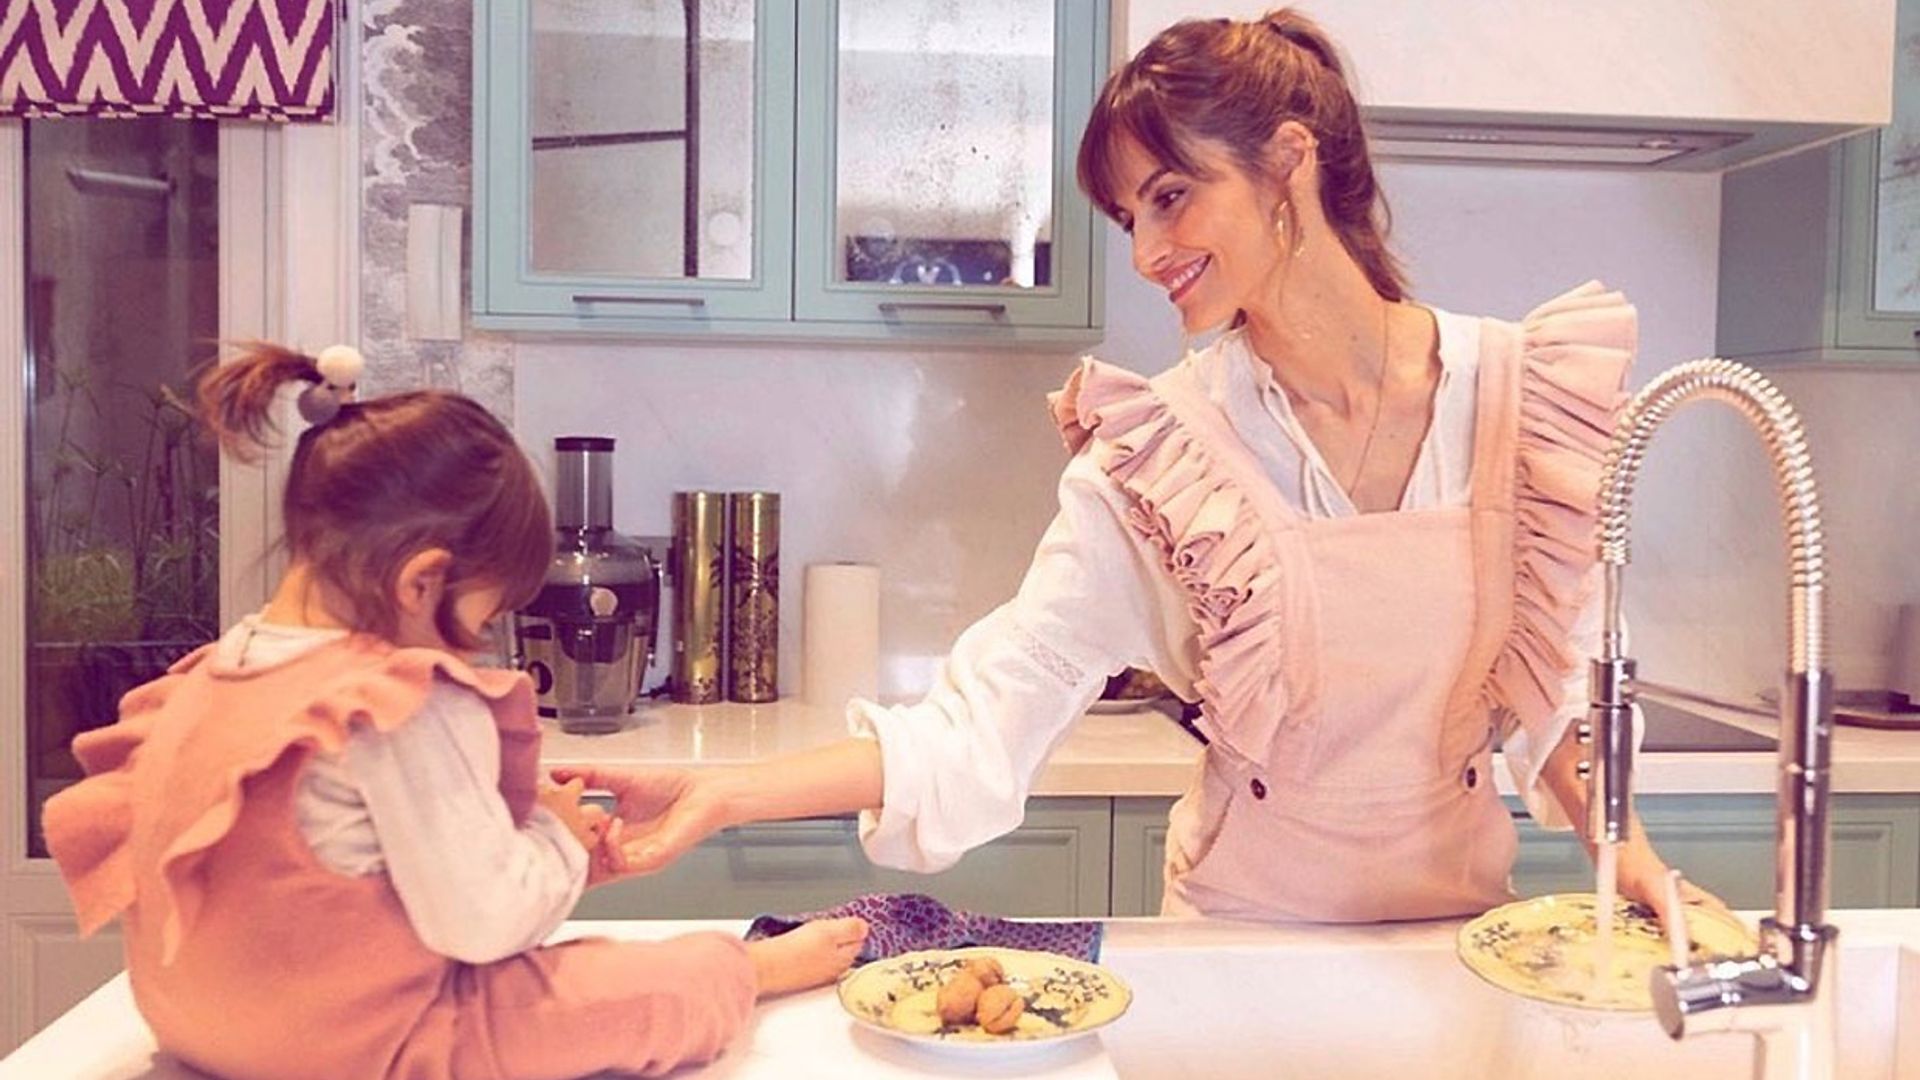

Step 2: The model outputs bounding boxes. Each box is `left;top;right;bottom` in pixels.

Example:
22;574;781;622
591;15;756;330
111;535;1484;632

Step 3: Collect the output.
1051;282;1635;921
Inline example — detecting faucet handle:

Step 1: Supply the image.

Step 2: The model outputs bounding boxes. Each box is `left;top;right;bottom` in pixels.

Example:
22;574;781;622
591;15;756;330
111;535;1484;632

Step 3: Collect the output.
1585;656;1638;846
1652;955;1786;1039
1651;920;1837;1043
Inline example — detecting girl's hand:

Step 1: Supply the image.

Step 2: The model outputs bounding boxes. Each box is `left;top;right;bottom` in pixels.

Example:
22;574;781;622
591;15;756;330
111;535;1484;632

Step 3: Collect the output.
1609;834;1733;929
549;766;738;878
537;776;609;852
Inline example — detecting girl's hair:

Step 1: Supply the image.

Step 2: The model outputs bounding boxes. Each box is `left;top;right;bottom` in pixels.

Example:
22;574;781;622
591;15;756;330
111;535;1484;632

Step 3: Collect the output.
1076;8;1408;302
197;342;552;649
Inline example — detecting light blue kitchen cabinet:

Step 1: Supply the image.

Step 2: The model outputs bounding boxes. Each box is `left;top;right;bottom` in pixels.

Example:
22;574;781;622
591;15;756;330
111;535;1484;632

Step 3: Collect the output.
1114;794;1920;918
473;0;1107;344
1717;0;1920;364
1510;795;1920;909
1111;797;1173;917
570;798;1113;919
789;0;1105;338
572;791;1918;921
473;1;798;325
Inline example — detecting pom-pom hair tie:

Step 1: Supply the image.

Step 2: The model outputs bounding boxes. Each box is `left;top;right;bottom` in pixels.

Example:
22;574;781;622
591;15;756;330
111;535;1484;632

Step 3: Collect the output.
296;345;366;425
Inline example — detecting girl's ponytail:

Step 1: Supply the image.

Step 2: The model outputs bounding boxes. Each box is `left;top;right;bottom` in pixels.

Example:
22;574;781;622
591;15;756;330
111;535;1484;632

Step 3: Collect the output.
195;342;322;460
194;341;549;649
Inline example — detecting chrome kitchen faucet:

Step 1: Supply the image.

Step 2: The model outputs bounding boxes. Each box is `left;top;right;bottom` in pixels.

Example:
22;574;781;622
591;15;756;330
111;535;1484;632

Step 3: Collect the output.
1582;359;1838;1080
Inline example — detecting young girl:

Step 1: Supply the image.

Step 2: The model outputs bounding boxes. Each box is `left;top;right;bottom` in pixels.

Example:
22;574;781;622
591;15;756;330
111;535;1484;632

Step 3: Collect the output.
41;343;867;1080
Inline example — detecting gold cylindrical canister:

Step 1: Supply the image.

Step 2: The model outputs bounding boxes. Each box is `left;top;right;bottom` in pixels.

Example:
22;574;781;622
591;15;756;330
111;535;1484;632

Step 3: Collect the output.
726;491;780;703
671;491;728;704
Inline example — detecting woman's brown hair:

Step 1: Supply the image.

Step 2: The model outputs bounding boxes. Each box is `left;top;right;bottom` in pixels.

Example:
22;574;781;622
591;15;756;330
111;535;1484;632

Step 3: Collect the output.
197;343;552;649
1077;8;1408;301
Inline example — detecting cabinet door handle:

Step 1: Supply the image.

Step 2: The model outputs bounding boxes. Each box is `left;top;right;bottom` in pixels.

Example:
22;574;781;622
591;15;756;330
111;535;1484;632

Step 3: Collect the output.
877;301;1009;316
571;294;707;307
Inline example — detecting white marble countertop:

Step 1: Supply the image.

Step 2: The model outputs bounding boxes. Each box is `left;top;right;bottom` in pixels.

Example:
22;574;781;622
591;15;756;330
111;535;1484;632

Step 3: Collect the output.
538;692;1920;799
12;912;1918;1080
539;699;1209;798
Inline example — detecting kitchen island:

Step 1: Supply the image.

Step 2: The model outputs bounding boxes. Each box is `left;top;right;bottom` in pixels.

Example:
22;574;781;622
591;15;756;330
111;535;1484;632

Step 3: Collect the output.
9;912;1918;1079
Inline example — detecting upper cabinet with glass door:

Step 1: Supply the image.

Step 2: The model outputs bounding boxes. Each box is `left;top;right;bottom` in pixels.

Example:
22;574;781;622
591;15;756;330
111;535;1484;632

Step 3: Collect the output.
1843;10;1920;353
1717;0;1920;364
474;0;1107;343
792;0;1102;336
474;0;796;325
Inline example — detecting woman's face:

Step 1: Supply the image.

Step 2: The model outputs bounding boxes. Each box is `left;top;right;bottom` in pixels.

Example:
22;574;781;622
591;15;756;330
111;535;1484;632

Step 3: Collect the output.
1105;135;1287;334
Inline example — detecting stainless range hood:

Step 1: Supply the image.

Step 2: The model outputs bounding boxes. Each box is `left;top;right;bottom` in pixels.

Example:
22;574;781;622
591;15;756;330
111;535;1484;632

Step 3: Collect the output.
1122;2;1894;173
1367;119;1749;168
1358;106;1880;172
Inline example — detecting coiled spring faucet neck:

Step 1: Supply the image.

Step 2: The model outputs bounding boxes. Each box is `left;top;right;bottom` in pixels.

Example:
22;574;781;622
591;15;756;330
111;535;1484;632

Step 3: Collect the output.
1597;358;1827;677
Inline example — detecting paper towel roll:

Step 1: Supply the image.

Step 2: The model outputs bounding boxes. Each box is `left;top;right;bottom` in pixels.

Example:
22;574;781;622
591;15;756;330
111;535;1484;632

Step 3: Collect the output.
1893;603;1920;702
804;562;881;709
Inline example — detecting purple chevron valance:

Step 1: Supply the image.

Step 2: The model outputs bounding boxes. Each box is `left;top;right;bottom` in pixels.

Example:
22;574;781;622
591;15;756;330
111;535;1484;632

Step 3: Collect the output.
1;1;335;122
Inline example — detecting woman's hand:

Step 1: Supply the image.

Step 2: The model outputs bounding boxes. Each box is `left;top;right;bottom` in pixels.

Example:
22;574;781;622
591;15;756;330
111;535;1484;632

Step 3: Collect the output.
549;766;739;878
1609;833;1733;929
553;739;887;884
1539;722;1732;928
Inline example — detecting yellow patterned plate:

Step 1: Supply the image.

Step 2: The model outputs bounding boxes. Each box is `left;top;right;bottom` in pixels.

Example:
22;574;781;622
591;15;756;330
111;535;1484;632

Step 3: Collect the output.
836;946;1132;1052
1458;893;1758;1012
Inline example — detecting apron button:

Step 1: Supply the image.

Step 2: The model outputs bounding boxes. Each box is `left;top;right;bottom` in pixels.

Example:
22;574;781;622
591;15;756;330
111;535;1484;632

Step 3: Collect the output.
1463;765;1479;789
1249;778;1267;800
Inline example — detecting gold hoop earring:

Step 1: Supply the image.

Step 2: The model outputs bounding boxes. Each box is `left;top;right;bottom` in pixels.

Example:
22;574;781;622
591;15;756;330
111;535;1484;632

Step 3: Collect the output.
1274;200;1306;259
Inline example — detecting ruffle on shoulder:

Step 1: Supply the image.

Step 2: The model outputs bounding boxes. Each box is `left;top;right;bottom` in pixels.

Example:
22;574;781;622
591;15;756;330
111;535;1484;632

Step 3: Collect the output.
1049;359;1307;766
42;645;215;937
1484;281;1636;741
42;639;538;961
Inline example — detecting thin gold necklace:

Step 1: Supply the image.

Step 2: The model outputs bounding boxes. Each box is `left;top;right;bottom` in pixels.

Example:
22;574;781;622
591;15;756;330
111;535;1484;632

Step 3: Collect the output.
1271;301;1395;503
1341;300;1394;500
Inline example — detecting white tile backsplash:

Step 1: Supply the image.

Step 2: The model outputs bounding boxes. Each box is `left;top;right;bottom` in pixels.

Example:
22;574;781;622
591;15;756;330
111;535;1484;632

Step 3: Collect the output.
515;338;1081;697
1632;365;1920;702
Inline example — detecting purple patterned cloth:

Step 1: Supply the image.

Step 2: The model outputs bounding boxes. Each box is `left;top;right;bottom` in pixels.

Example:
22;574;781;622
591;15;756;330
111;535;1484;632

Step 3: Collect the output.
744;893;1104;964
2;1;335;122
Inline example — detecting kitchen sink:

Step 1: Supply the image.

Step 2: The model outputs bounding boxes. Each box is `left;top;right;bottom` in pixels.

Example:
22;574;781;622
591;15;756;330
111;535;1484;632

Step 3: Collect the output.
1097;913;1919;1079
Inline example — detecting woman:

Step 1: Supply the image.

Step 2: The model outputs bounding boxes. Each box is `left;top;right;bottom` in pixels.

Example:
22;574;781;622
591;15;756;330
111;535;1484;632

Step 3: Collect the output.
563;10;1721;923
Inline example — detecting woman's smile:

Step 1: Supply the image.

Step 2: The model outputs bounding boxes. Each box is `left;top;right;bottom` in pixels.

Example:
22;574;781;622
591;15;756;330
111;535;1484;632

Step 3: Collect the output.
1163;254;1211;304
